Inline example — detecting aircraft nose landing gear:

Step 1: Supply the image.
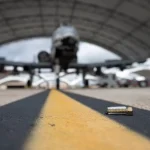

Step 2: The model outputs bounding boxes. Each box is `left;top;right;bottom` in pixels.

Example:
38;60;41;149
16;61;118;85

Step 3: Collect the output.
54;59;61;90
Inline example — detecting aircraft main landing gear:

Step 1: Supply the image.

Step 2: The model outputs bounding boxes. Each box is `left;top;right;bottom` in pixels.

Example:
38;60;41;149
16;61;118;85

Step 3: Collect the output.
56;76;60;90
54;59;61;90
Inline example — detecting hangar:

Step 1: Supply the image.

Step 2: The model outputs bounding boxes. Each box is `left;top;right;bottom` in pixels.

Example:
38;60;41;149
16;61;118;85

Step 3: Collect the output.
0;0;149;60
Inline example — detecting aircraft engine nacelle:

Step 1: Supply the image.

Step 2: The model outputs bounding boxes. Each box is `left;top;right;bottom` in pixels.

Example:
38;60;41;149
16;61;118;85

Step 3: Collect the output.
38;51;51;63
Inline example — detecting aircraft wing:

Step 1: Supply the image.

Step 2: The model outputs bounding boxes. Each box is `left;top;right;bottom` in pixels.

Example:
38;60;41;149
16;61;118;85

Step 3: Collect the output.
68;59;146;69
0;60;52;69
0;59;146;73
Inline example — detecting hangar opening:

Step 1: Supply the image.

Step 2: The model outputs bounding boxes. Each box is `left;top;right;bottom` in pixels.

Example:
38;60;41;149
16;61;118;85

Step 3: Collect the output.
0;37;121;63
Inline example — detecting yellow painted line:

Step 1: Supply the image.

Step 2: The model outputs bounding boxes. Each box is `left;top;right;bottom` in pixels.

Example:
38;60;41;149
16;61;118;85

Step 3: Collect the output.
23;90;150;150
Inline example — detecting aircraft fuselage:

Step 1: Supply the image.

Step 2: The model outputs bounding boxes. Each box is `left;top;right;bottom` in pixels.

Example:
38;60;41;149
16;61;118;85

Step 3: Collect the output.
51;25;79;71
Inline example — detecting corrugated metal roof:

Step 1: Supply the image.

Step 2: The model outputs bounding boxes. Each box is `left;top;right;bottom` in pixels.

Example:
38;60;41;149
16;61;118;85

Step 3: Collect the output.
0;0;149;60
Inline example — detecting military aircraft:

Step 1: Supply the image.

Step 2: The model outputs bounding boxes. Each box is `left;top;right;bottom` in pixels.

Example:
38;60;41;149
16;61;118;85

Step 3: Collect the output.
0;24;146;89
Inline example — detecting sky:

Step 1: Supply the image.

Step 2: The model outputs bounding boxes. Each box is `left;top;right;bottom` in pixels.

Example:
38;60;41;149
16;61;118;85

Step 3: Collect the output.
0;38;121;63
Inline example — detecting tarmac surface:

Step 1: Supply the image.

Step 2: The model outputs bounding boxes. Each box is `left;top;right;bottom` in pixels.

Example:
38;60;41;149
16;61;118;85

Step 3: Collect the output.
0;89;46;150
64;88;150;138
0;88;150;150
65;88;150;110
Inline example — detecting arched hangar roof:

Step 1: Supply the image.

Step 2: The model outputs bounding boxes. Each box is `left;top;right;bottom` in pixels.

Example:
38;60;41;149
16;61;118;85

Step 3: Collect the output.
0;0;150;60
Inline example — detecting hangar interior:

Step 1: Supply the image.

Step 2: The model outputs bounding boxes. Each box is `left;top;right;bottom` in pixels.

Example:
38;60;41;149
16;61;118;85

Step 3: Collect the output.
0;0;149;60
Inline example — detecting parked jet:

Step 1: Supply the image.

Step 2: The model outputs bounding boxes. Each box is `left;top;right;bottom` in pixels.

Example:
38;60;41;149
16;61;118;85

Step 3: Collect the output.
0;24;146;89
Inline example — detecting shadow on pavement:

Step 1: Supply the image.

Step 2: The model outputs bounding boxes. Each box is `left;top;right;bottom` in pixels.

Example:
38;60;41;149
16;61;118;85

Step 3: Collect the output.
0;90;49;150
63;91;150;139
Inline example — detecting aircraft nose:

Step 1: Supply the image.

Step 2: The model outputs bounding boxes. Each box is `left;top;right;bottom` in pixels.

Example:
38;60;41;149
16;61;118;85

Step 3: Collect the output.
62;37;77;46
